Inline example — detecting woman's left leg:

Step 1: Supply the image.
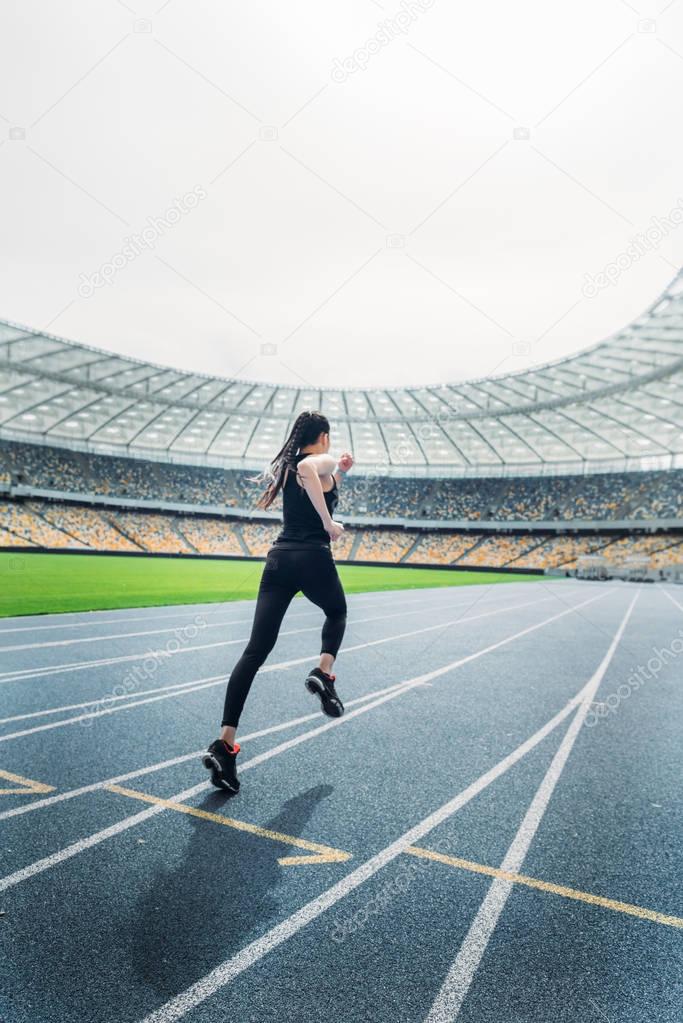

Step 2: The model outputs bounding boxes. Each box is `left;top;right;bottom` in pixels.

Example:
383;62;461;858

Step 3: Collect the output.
203;555;296;792
220;556;296;739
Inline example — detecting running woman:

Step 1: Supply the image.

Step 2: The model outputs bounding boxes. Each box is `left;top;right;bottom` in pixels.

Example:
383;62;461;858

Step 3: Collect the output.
202;410;353;792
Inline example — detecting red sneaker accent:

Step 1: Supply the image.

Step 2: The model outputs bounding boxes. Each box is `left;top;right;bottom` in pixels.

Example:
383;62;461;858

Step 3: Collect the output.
223;741;240;754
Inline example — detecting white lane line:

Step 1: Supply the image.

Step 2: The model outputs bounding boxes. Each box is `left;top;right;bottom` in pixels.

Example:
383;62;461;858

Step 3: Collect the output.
0;594;553;741
0;605;248;634
133;608;625;1023
662;587;683;615
0;631;312;684
0;590;607;891
0;674;229;725
0;587;522;686
0;608;322;653
0;586;469;635
0;680;413;823
0;589;543;725
0;600;298;635
0;588;451;650
423;593;638;1023
0;592;482;685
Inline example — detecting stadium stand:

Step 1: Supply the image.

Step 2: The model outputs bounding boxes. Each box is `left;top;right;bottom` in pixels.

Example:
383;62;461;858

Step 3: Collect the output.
457;534;543;567
238;522;281;558
0;441;240;507
1;440;683;523
0;523;32;546
2;447;683;572
326;525;357;562
0;501;86;549
353;529;415;563
649;541;683;567
105;511;194;554
175;517;244;557
509;534;616;569
599;533;683;566
1;492;681;576
404;532;479;565
29;500;141;552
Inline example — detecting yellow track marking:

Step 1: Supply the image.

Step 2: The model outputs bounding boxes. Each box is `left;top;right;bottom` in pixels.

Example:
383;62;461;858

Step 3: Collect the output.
405;846;683;930
0;769;55;795
106;785;351;865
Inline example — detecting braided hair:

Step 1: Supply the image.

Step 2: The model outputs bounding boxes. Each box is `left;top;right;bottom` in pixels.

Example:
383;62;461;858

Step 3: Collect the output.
254;410;330;509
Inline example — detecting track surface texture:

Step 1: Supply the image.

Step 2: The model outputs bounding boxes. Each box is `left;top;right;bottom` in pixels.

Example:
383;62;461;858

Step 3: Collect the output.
0;579;681;1023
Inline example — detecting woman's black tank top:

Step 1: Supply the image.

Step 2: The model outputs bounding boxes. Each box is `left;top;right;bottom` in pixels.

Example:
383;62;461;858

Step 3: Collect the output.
274;453;338;549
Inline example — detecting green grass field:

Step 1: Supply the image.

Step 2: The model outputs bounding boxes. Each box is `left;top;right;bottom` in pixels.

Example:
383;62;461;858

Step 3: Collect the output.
0;552;543;618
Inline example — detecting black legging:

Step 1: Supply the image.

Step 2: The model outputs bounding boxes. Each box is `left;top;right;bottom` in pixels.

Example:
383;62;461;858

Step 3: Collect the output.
221;546;347;727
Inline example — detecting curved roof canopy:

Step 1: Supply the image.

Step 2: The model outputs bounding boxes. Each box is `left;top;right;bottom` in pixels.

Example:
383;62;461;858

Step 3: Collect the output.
1;270;683;478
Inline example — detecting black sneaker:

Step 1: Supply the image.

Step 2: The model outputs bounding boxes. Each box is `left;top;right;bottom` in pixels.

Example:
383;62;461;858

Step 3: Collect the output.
305;668;344;718
202;739;240;792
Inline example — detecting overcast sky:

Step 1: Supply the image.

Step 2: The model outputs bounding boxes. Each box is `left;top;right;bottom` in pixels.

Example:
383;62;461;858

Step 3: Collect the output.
1;0;682;389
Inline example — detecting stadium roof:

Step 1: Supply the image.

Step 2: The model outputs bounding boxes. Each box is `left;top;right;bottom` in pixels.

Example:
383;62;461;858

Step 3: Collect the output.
1;270;683;478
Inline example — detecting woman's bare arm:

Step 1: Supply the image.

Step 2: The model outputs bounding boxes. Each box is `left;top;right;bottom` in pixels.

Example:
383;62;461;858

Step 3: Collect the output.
298;453;336;478
297;457;344;539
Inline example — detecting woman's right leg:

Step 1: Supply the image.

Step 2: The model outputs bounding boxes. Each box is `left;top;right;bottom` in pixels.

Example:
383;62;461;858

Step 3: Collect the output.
220;558;296;742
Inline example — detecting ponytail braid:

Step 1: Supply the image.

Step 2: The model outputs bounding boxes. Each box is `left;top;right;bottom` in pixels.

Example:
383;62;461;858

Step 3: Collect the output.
283;417;306;469
253;410;330;509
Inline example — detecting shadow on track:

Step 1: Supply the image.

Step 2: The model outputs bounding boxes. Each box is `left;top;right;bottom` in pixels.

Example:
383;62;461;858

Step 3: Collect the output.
131;784;335;999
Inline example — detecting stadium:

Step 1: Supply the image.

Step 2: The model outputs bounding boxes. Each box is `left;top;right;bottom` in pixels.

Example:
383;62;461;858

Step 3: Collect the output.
1;267;683;597
2;6;682;1023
